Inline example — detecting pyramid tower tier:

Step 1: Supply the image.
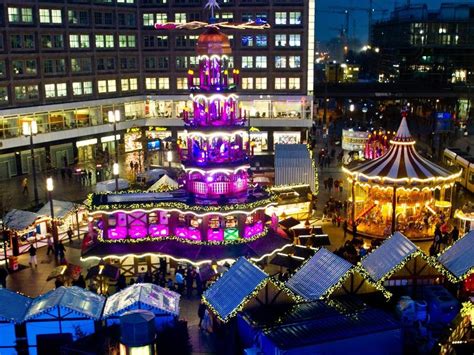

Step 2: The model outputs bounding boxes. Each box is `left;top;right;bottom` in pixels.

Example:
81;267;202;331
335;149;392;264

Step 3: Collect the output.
180;130;249;167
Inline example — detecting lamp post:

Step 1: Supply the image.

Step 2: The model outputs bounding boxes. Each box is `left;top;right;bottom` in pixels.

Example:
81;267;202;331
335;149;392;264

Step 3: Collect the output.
108;110;120;191
22;120;39;207
0;220;8;269
113;163;119;191
46;177;59;246
167;150;173;168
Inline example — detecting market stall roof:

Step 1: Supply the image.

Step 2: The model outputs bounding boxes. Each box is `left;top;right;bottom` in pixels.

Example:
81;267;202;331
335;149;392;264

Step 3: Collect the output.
147;174;179;192
94;178;129;193
37;200;77;219
275;144;316;192
437;230;474;280
103;283;180;318
3;209;43;231
361;232;419;282
285;248;353;300
24;286;105;321
0;289;32;323
262;308;400;351
344;116;460;185
203;257;267;322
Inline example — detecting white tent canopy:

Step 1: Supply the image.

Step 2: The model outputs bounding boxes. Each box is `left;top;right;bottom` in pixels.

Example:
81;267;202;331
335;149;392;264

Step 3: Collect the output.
37;200;77;219
95;178;129;193
147;174;178;192
3;209;43;231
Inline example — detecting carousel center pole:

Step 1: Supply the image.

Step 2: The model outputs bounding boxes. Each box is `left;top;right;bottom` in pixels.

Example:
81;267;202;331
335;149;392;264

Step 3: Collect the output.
391;186;397;234
352;179;356;238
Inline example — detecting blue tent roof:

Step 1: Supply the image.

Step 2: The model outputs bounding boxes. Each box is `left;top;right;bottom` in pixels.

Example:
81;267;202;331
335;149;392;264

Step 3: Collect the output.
361;232;418;282
286;248;353;300
203;258;267;321
4;209;42;231
0;289;32;323
37;200;77;219
263;308;400;350
24;286;105;321
437;230;474;279
103;283;180;318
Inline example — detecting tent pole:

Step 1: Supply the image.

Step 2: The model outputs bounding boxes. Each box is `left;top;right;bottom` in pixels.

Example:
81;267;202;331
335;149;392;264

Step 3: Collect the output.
391;186;397;234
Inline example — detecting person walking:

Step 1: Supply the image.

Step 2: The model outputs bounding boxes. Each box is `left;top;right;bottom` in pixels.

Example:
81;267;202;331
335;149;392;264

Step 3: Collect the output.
175;268;184;294
46;235;54;256
21;178;29;195
0;267;8;288
67;227;74;243
56;241;66;263
198;300;206;329
328;177;333;193
451;226;459;243
28;244;37;268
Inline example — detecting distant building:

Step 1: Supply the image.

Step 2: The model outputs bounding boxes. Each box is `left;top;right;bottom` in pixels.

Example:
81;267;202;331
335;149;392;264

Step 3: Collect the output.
325;63;360;83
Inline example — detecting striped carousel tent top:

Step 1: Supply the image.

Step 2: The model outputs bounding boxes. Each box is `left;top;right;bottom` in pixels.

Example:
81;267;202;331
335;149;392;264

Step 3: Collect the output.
343;115;461;185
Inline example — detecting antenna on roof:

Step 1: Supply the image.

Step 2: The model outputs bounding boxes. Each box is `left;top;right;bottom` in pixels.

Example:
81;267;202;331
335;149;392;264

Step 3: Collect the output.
205;0;221;20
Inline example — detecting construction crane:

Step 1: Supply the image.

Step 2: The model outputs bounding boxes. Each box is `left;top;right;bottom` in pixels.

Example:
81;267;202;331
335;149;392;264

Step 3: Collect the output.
317;8;350;39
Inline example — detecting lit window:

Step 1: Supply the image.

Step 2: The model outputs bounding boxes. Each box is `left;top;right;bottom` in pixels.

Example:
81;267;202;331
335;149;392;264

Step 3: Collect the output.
255;78;267;90
121;78;138;91
242;77;253;90
177;78;187;90
117;0;135;3
275;34;287;46
241;36;253;47
275;77;286;90
119;35;136;48
256;35;267;47
69;34;90;49
8;7;33;23
156;13;168;24
288;56;301;68
255;56;267;68
158;77;170;90
72;81;93;95
288;77;300;90
242;56;253;69
97;79;116;93
275;12;287;25
45;83;67;98
289;12;302;25
146;77;157;89
175;13;186;24
143;13;154;26
275;56;287;68
14;85;39;100
39;9;62;24
289;34;301;47
96;34;115;48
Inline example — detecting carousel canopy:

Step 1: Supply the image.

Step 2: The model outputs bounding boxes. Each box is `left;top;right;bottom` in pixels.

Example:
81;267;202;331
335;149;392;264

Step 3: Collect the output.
344;116;460;185
361;232;419;282
3;209;42;231
437;230;474;280
285;248;353;301
24;286;105;321
103;283;180;319
203;257;267;321
0;289;32;323
37;200;77;219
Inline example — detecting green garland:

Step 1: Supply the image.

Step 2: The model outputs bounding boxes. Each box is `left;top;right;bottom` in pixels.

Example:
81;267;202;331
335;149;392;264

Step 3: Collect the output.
435;235;474;282
96;227;269;246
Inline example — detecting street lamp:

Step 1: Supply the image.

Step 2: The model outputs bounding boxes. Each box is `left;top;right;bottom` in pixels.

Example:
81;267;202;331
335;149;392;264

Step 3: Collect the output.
108;110;121;191
46;177;59;246
22;120;39;207
113;163;119;191
167;150;173;168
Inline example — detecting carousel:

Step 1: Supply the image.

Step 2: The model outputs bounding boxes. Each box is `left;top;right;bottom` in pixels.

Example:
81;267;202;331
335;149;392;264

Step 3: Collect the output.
343;113;462;240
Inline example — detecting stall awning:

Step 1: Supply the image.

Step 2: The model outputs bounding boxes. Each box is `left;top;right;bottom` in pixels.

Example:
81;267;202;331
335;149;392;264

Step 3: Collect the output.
103;283;180;318
203;258;267;322
37;200;77;219
24;286;105;321
0;289;32;323
274;144;316;192
286;248;353;300
147;174;179;192
4;209;43;231
437;230;474;280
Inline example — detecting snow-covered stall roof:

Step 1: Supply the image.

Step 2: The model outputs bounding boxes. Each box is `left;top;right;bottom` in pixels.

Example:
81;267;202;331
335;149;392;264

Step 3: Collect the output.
275;144;316;192
0;288;32;323
37;200;77;219
147;174;179;192
437;230;474;280
286;248;353;300
103;283;180;318
4;209;43;231
24;286;105;321
95;178;129;193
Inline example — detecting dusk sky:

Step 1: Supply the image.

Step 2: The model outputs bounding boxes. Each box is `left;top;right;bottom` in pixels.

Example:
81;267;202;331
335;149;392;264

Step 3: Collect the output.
316;0;459;42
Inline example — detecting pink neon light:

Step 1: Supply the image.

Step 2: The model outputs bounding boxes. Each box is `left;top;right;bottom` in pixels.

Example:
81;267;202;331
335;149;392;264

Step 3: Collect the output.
244;221;264;238
175;227;201;241
207;228;224;241
149;224;169;238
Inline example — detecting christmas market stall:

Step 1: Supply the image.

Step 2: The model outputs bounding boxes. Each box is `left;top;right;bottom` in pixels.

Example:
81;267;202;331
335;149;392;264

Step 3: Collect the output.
285;248;388;301
37;200;86;240
102;283;180;329
203;258;296;323
267;185;314;221
0;289;31;355
360;232;452;289
23;286;105;355
343;115;461;240
454;203;474;233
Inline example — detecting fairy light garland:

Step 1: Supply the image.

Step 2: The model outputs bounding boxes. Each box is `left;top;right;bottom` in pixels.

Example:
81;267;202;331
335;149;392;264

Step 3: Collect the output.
434;235;474;281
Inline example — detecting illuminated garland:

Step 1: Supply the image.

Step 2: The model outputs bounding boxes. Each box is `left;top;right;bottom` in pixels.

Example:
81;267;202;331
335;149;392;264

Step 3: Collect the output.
96;227;269;246
435;232;474;281
460;301;474;318
348;179;455;192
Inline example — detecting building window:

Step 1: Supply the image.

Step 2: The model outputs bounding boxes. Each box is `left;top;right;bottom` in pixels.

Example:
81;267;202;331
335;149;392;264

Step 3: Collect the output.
119;35;136;48
256;12;267;22
275;56;287;69
145;77;156;89
96;57;116;71
217;12;233;21
0;87;8;104
121;78;138;91
95;34;115;48
98;79;117;93
176;56;188;69
41;34;63;49
275;78;286;90
0;61;5;78
275;34;287;47
45;83;67;98
242;56;253;69
242;77;253;90
158;77;170;90
43;59;66;75
177;77;187;90
288;77;300;90
69;34;90;49
94;12;114;26
71;58;92;73
289;34;301;47
8;7;33;24
117;0;135;3
158;56;169;69
176;36;186;47
72;81;93;95
255;78;267;90
39;9;62;24
256;35;267;47
288;56;301;69
120;57;137;70
118;13;136;27
143;13;154;26
289;12;302;25
14;85;39;101
275;12;287;25
12;60;37;76
255;56;267;68
175;13;186;24
156;13;168;24
241;36;254;47
10;34;35;50
68;10;89;25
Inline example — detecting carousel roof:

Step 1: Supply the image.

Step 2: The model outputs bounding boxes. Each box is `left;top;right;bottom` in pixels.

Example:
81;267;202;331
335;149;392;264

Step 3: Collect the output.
344;116;460;184
437;230;474;280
